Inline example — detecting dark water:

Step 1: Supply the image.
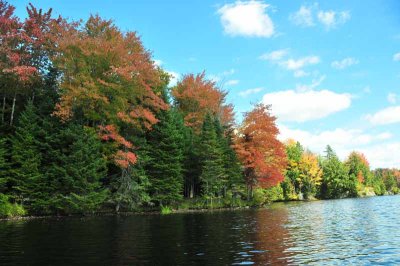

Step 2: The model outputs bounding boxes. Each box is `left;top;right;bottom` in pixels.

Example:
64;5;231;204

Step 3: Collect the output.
1;196;400;265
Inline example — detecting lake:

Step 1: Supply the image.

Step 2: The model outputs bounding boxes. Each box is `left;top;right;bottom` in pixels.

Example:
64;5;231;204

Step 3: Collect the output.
1;195;400;265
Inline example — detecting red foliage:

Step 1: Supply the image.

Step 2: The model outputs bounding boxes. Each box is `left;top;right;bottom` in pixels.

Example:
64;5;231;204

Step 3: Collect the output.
235;104;287;189
114;150;137;169
98;124;133;149
172;72;234;131
0;0;37;82
51;15;169;168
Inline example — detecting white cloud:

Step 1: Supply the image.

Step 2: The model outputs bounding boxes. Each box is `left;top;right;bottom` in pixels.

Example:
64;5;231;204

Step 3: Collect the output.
225;79;239;86
259;49;320;78
393;53;400;61
289;5;314;27
239;87;263;97
208;69;236;83
166;71;180;87
262;89;351;122
290;4;350;30
153;59;163;66
295;75;326;91
362;143;400;168
331;57;359;69
388;93;397;104
293;70;310;78
217;1;275;37
259;49;289;61
278;125;394;168
317;10;350;29
279;56;320;70
366;105;400;125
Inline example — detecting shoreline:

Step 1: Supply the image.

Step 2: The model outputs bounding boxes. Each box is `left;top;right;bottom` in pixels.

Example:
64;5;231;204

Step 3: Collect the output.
2;194;391;222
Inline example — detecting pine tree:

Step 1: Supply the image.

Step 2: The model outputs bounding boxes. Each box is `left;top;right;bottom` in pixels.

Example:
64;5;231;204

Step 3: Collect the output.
320;145;352;199
199;114;226;202
182;129;201;198
9;102;42;206
146;108;185;206
51;125;108;213
213;118;243;194
20;121;109;214
112;155;151;212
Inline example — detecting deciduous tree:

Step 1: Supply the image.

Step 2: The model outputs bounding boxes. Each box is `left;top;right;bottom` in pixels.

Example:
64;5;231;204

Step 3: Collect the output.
235;104;286;198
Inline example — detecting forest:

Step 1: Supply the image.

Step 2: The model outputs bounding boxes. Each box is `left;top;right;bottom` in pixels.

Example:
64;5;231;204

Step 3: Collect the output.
0;1;399;217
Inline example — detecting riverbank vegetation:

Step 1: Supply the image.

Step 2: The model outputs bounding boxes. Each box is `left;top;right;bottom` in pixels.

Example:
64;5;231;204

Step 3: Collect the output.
1;1;399;218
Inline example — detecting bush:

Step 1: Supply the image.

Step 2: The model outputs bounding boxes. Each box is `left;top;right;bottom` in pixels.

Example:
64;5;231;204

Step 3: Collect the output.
0;194;26;218
252;186;285;206
160;205;172;215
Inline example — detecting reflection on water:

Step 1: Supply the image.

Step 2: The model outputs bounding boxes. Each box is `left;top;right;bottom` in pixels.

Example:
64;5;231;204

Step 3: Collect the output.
1;196;400;265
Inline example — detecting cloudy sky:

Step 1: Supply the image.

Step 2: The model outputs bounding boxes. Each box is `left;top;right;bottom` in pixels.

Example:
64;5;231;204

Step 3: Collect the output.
14;0;400;168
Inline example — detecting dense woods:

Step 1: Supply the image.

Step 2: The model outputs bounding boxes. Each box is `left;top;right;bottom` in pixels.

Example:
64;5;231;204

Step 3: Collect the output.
1;1;399;217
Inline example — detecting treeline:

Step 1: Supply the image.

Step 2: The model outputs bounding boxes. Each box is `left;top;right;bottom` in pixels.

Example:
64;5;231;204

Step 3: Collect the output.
0;1;398;217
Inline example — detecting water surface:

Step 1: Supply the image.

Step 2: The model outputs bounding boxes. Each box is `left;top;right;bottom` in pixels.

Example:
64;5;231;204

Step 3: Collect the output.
1;196;400;265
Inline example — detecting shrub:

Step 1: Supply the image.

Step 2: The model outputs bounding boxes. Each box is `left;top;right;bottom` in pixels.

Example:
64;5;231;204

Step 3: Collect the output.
161;205;172;215
0;194;26;218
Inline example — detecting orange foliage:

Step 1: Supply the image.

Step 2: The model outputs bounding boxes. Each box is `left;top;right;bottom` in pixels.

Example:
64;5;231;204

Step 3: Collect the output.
349;151;370;169
172;72;234;131
98;124;133;149
52;15;169;168
114;150;137;169
235;104;287;189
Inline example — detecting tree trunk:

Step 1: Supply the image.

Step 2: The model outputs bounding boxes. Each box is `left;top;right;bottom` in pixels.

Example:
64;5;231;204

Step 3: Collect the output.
10;93;16;126
190;182;194;198
1;96;5;124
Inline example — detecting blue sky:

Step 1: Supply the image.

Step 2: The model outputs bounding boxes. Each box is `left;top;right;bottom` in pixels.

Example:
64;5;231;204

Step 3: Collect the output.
13;0;400;168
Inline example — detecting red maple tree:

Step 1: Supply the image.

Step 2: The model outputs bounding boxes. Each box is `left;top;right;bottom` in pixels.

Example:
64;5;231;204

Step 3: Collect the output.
234;104;287;196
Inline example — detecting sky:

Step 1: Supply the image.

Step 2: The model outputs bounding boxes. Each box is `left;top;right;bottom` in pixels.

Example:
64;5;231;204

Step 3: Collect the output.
12;0;400;168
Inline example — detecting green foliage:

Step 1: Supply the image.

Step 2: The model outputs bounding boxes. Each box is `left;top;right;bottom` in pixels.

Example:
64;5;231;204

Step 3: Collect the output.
0;138;9;192
280;177;298;200
252;186;284;206
0;194;26;218
199;114;227;200
320;146;355;199
1;2;399;218
9;102;42;205
112;158;151;212
146;108;185;206
160;205;172;215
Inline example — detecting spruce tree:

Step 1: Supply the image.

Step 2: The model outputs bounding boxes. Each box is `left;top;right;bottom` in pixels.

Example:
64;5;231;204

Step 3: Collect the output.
9;102;42;206
112;149;151;212
213;118;243;194
182;128;201;198
146;108;185;206
199;114;226;201
50;125;108;213
320;146;352;199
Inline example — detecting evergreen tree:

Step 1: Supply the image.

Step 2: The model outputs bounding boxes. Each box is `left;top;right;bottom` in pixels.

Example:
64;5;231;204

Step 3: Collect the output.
213;118;243;194
32;123;107;213
199;114;226;201
146;108;185;206
320;146;353;199
182;129;201;198
112;146;151;212
9;102;42;206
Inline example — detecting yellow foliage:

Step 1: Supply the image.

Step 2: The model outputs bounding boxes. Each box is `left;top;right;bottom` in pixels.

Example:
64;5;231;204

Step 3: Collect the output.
299;152;322;186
